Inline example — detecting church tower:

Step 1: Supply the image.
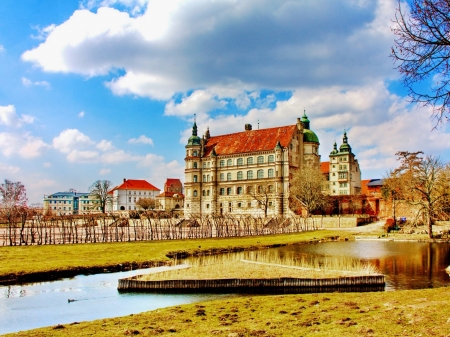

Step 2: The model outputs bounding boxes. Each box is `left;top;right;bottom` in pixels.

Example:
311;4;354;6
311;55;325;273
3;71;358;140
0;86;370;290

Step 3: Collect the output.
184;118;202;215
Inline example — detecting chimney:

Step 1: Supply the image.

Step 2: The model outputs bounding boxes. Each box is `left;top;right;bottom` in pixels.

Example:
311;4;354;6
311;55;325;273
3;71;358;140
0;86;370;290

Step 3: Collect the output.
245;124;252;131
123;178;126;183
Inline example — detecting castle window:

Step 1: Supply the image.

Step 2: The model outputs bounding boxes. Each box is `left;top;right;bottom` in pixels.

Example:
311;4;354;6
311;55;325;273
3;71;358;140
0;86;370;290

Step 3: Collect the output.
193;175;198;182
268;155;274;163
237;202;242;208
247;186;253;194
237;158;243;166
257;156;264;164
207;189;210;196
206;204;210;209
237;187;243;195
227;159;232;166
247;157;254;164
202;190;206;196
237;171;243;180
220;188;225;195
207;175;210;182
227;187;232;195
193;190;198;197
220;173;224;181
257;169;264;179
257;185;263;193
268;185;275;192
268;169;274;178
247;170;253;179
227;173;232;181
228;202;232;212
203;175;206;181
220;160;225;167
193;162;198;169
207;162;210;167
203;162;206;168
193;150;197;156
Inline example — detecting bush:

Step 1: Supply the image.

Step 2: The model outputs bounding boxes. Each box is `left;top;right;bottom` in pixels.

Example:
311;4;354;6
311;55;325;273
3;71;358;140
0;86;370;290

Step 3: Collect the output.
384;218;396;233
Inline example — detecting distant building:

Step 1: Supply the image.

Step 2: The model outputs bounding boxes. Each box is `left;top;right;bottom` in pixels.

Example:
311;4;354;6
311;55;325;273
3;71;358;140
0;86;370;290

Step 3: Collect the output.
184;113;321;216
43;191;101;215
156;178;184;211
108;179;160;211
321;132;361;196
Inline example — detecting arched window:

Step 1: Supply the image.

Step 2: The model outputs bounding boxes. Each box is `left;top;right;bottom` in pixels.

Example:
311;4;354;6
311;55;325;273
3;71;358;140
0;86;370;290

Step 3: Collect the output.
193;150;197;156
227;173;232;181
227;159;232;166
257;169;264;179
237;158;243;166
247;170;253;179
220;173;224;181
247;186;253;194
237;187;243;195
268;155;274;162
203;174;206;181
202;190;206;196
257;156;264;164
193;175;198;182
268;169;274;178
268;185;275;192
207;189;210;196
247;157;254;164
220;160;225;167
203;162;206;168
193;190;198;197
227;187;232;195
193;162;197;169
237;171;243;180
258;185;263;193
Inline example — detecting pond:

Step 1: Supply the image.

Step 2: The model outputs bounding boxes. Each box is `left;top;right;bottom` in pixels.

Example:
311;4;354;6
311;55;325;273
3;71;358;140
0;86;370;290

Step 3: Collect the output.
1;240;449;334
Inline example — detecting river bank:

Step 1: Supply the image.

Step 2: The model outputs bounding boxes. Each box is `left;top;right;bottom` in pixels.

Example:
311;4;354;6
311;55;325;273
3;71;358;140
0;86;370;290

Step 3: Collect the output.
5;286;450;337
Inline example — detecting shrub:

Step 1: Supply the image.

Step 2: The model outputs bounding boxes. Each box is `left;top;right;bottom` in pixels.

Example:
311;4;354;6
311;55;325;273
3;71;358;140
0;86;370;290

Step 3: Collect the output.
384;218;395;233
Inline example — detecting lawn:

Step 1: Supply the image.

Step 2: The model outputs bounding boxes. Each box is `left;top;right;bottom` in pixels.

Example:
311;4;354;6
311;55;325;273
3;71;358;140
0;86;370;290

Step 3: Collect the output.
5;287;450;336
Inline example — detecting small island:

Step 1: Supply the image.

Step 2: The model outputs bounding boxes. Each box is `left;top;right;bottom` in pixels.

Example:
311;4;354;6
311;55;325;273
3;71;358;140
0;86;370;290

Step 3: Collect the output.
118;255;385;293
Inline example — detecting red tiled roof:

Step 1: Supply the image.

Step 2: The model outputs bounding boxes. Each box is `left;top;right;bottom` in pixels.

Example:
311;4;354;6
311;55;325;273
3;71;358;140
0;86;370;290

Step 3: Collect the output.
165;178;182;186
203;125;298;157
115;179;160;191
320;162;330;174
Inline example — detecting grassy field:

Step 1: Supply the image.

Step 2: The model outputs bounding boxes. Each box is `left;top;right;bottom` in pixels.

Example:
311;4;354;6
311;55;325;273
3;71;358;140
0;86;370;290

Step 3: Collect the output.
0;230;352;282
6;286;450;337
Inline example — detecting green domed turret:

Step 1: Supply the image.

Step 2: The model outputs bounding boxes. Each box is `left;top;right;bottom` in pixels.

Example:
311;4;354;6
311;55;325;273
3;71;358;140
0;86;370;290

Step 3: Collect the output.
330;142;338;155
301;111;319;143
339;132;352;153
186;120;201;146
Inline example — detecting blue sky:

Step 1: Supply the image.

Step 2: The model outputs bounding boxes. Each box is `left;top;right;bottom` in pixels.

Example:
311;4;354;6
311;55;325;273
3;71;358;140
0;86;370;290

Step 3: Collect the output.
1;0;449;204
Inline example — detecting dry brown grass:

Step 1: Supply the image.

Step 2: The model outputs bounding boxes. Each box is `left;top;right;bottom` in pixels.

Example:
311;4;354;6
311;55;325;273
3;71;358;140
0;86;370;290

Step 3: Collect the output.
138;252;380;281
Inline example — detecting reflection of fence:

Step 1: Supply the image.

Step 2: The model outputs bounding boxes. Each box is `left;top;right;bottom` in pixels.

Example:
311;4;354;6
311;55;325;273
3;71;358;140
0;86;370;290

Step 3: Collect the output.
0;213;322;246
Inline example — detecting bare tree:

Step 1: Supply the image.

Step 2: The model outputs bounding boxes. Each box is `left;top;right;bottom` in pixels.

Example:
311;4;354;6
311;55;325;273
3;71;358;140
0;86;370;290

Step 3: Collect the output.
89;180;113;213
136;197;161;210
290;166;328;218
386;151;450;238
0;180;28;245
391;0;450;123
248;183;275;218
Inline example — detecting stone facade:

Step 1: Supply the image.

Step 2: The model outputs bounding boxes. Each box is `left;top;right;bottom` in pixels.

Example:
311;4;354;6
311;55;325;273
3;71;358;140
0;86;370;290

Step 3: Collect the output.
184;114;320;216
156;178;185;211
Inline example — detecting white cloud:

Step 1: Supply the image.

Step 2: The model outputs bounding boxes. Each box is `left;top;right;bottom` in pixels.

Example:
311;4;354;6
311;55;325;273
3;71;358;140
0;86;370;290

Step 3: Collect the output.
67;149;99;162
53;129;95;153
43;162;52;168
0;163;20;175
0;105;35;128
96;139;114;151
22;0;396;100
22;77;50;89
0;132;49;158
78;111;85;117
137;153;184;187
128;135;154;145
100;168;111;175
165;90;227;118
100;150;141;163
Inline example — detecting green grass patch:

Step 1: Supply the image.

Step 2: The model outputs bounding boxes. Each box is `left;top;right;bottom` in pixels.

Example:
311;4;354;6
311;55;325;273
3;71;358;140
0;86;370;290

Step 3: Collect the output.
0;230;352;282
6;287;450;336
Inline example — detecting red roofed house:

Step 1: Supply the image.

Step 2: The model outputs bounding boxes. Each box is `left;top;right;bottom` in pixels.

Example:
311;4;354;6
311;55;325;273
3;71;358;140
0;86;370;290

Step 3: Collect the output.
156;178;184;211
184;113;320;216
109;179;160;211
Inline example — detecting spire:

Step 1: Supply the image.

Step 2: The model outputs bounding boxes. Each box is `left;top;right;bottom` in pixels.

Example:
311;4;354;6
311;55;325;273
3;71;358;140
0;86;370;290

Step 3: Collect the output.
330;141;339;155
192;114;198;136
339;130;352;153
301;110;310;129
343;131;348;144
